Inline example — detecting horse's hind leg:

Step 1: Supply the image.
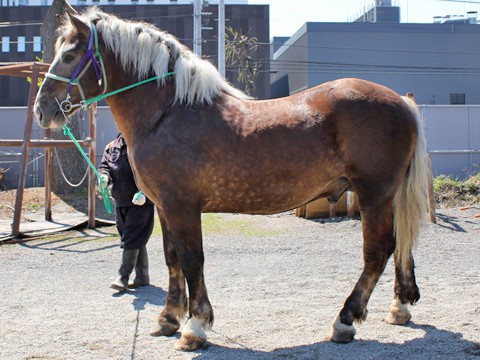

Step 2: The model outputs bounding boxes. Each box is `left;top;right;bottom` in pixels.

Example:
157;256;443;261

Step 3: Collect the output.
386;252;420;325
329;201;396;343
150;213;188;337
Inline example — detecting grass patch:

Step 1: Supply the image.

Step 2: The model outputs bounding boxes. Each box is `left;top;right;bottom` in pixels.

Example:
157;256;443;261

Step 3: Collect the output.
433;172;480;207
35;232;118;244
28;202;42;212
202;213;280;237
146;213;280;238
152;216;163;237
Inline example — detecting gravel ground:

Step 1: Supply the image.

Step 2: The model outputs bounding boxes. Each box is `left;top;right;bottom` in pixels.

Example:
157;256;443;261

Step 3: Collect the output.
0;209;479;360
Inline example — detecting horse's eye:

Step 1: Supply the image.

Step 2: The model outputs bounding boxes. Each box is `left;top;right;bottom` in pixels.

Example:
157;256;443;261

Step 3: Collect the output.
63;54;74;63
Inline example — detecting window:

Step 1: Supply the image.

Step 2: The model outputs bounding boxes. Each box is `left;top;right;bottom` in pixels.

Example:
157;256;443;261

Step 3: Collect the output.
450;93;465;105
33;36;41;52
17;36;25;52
2;36;9;53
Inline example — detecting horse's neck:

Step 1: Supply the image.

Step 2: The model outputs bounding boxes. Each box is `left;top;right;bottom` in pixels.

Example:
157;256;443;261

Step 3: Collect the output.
104;61;176;143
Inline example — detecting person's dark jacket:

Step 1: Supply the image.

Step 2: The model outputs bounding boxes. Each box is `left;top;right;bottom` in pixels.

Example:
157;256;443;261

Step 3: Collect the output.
98;133;153;207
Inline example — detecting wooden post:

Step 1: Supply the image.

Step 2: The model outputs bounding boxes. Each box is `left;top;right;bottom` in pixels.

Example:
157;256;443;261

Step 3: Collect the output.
295;205;306;218
427;155;437;224
12;64;40;237
88;103;97;228
45;128;52;221
346;191;356;218
329;203;337;217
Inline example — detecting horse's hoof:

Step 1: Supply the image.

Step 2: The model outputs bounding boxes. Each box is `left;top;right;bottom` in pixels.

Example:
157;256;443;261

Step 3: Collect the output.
386;299;411;325
328;316;356;343
149;322;179;337
174;334;206;351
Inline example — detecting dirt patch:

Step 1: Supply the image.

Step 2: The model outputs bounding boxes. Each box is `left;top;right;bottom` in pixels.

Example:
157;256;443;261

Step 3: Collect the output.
0;187;115;222
0;187;62;220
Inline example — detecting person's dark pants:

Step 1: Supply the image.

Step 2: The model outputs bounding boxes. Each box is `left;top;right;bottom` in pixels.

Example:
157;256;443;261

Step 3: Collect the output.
116;204;154;249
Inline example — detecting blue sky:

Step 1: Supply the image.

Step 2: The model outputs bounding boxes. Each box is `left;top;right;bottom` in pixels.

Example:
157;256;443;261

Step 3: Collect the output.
249;0;480;37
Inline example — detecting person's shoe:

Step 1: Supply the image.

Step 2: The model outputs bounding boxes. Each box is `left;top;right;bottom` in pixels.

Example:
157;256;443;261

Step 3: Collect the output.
110;276;127;291
110;248;139;291
128;245;150;288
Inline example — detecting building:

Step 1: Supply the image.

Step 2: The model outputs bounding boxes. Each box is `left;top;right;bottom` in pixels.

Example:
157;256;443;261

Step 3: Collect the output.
1;0;248;7
0;2;270;106
271;3;480;105
352;0;400;23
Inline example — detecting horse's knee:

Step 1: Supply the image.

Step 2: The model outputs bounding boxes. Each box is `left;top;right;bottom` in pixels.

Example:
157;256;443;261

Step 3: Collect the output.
386;298;412;325
328;316;357;343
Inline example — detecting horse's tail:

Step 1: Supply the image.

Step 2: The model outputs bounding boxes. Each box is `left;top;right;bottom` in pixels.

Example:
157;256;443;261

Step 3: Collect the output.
393;96;429;269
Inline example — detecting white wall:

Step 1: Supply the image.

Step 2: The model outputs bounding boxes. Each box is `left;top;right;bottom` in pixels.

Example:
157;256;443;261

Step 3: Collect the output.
421;105;480;178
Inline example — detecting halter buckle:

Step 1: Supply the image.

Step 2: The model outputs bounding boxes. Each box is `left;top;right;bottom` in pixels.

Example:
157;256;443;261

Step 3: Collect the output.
60;98;73;112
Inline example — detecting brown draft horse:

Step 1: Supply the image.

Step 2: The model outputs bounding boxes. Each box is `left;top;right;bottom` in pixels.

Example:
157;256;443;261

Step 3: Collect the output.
34;8;429;352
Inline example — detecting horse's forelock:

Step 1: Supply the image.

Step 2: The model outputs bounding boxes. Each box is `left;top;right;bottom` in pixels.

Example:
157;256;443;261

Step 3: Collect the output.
54;36;64;55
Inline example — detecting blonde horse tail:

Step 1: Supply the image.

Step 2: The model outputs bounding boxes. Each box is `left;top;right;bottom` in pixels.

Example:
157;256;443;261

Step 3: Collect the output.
393;96;429;270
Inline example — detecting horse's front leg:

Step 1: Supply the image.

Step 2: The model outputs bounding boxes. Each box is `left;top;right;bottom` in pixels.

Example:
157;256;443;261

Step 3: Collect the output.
158;206;212;351
386;252;420;325
150;213;188;337
329;202;396;343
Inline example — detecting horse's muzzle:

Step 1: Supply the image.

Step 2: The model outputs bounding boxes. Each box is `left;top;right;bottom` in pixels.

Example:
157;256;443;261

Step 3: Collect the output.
34;96;65;129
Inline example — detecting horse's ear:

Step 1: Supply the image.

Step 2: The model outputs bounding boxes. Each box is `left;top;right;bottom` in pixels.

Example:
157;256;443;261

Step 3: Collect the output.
55;2;78;26
56;13;68;25
64;1;78;15
65;11;90;39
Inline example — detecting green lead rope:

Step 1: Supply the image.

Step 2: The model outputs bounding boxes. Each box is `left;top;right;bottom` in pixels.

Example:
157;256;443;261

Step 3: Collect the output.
63;124;113;214
81;71;175;109
59;71;176;211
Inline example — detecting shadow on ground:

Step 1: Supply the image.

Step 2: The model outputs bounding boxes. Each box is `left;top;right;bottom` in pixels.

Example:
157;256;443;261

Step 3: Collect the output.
187;323;480;359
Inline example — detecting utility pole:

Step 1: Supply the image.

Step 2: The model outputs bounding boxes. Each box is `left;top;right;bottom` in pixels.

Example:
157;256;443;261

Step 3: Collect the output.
193;0;202;56
218;0;225;77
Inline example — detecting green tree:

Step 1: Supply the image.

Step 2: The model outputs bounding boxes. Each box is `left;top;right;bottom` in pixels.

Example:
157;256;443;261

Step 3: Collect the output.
225;26;261;96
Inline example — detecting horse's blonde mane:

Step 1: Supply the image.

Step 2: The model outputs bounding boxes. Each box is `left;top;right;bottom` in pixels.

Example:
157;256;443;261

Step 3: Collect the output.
64;7;250;105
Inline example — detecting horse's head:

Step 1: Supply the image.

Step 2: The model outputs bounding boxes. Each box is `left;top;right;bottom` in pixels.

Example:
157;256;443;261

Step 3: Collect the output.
35;12;105;129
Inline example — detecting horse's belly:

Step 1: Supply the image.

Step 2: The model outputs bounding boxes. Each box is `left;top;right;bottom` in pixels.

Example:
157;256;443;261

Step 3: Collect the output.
201;175;347;215
203;192;308;215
